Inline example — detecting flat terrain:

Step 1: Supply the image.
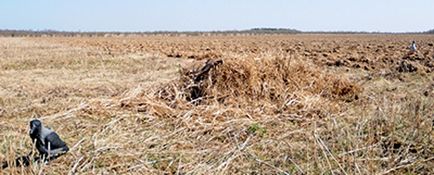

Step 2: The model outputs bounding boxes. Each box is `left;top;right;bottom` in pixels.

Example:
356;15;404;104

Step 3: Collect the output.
0;35;433;174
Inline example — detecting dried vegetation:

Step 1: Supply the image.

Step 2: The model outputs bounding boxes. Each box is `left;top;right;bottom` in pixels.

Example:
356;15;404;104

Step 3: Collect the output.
0;35;433;174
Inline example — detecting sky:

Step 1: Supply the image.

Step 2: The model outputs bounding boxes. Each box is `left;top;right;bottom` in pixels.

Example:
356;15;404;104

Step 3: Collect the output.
0;0;433;32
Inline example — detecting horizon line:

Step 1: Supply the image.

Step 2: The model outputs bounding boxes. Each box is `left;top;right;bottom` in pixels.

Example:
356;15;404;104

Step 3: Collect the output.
0;27;433;34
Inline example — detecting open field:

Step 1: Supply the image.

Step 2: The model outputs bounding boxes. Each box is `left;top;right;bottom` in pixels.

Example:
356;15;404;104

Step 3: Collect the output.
0;35;433;174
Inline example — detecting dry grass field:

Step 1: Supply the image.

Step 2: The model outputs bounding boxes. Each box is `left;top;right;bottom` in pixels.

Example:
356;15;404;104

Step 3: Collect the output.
0;35;433;174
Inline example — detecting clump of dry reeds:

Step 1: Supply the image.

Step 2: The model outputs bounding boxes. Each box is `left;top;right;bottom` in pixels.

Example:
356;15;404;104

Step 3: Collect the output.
158;57;361;108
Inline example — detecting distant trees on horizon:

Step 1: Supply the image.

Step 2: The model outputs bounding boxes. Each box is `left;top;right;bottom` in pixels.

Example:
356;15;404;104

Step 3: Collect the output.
0;28;433;37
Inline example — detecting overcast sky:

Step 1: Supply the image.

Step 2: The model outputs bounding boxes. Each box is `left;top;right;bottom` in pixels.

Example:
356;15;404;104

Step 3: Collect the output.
0;0;433;32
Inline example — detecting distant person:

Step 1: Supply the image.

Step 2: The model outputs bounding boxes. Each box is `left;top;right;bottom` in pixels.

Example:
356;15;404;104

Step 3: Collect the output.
409;41;417;53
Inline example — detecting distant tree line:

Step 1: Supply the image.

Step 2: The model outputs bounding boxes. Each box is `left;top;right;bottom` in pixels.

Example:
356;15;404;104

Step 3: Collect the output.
0;28;432;37
0;28;301;37
248;28;301;34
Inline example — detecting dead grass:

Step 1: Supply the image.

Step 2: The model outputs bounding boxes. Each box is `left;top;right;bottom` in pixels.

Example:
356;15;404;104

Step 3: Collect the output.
0;36;433;174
